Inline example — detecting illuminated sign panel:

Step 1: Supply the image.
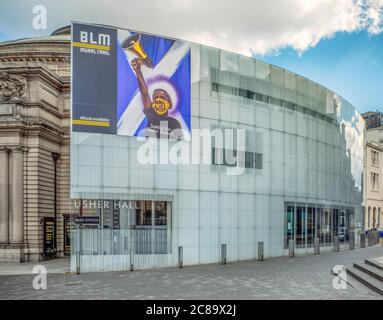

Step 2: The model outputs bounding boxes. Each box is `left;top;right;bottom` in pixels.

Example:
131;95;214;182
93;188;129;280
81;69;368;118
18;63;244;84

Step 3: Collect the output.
72;22;191;140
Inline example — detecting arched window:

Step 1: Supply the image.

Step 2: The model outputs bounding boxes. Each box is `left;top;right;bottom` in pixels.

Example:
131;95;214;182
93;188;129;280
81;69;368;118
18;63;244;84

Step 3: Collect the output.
379;208;381;228
373;207;377;229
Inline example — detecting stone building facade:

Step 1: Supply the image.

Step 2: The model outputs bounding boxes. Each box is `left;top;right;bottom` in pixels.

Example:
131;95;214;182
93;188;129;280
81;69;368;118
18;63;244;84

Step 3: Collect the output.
363;127;383;231
0;27;71;262
364;142;383;230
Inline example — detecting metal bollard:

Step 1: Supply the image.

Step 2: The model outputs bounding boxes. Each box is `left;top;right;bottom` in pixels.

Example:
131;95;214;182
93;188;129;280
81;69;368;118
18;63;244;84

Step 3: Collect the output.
130;249;134;271
333;236;339;252
76;227;81;274
178;246;183;268
76;250;80;275
360;233;365;248
257;241;264;261
349;234;354;250
288;239;294;258
314;237;320;255
221;244;227;265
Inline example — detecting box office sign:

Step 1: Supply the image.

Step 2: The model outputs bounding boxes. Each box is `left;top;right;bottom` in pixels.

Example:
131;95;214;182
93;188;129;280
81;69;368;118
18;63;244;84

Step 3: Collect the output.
74;216;100;225
72;22;191;140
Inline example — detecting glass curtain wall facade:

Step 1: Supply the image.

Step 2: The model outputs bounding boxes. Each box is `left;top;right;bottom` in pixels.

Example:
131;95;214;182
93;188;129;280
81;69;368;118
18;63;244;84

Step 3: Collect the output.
71;42;364;272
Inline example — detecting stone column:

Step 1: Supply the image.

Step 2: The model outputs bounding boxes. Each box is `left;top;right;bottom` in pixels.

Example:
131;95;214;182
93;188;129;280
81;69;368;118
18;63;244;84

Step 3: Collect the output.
0;147;9;243
9;147;24;244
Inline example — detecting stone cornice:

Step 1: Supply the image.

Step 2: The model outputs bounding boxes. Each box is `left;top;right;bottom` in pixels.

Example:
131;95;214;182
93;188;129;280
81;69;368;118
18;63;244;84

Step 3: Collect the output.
0;146;28;153
0;100;67;121
24;101;66;119
0;65;70;93
366;141;383;151
0;146;11;153
8;145;27;153
0;55;70;64
0;118;65;137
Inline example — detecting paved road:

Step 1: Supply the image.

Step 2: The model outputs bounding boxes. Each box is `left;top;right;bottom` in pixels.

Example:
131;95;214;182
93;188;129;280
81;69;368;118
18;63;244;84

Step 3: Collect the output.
0;245;382;300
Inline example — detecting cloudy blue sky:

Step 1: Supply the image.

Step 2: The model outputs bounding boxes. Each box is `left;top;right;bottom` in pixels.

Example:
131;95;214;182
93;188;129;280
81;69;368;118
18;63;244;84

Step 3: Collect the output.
0;0;382;113
258;31;383;113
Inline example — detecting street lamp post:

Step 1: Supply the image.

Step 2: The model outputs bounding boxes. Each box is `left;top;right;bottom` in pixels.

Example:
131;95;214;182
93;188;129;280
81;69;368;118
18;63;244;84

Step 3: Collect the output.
51;152;61;257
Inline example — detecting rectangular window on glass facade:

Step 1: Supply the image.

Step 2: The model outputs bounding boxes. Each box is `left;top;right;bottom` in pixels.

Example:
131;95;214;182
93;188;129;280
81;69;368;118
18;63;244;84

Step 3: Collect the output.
212;147;262;170
210;79;337;127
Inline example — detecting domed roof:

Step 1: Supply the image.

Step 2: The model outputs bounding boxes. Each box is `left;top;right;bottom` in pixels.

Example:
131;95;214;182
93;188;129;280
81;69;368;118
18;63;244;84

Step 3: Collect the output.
0;26;71;47
51;26;71;36
0;26;70;63
0;34;70;46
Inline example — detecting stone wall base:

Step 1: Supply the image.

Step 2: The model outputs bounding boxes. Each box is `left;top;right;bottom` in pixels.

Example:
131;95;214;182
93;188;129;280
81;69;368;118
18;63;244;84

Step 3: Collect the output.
0;245;66;263
0;245;25;263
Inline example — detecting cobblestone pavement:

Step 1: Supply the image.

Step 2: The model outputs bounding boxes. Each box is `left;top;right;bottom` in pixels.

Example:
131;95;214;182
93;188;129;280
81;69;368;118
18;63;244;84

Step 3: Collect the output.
0;258;69;275
0;245;382;300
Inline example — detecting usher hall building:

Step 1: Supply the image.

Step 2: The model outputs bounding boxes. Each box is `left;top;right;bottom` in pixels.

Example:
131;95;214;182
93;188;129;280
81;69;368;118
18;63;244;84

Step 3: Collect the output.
0;24;365;271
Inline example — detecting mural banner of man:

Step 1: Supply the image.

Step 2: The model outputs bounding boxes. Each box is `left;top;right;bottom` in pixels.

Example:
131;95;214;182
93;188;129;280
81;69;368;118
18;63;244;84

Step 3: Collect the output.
117;31;191;140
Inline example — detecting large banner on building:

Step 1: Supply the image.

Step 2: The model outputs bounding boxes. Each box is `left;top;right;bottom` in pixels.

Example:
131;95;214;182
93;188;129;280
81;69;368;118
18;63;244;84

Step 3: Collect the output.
72;22;191;140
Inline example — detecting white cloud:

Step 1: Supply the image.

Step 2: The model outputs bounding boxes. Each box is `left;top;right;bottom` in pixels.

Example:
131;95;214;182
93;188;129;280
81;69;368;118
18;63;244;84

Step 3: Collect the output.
366;0;383;34
1;0;383;56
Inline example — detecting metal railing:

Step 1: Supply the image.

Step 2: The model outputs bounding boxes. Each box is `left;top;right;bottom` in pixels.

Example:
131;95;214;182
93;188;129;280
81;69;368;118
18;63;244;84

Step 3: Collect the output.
71;228;172;272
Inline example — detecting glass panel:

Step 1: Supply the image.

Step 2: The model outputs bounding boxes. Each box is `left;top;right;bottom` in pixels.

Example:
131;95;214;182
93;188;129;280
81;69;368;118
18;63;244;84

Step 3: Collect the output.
154;201;167;226
349;209;354;235
285;204;295;248
339;209;347;243
332;208;339;241
317;207;325;244
296;205;306;247
307;206;315;246
324;208;332;244
130;201;153;227
346;209;352;240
